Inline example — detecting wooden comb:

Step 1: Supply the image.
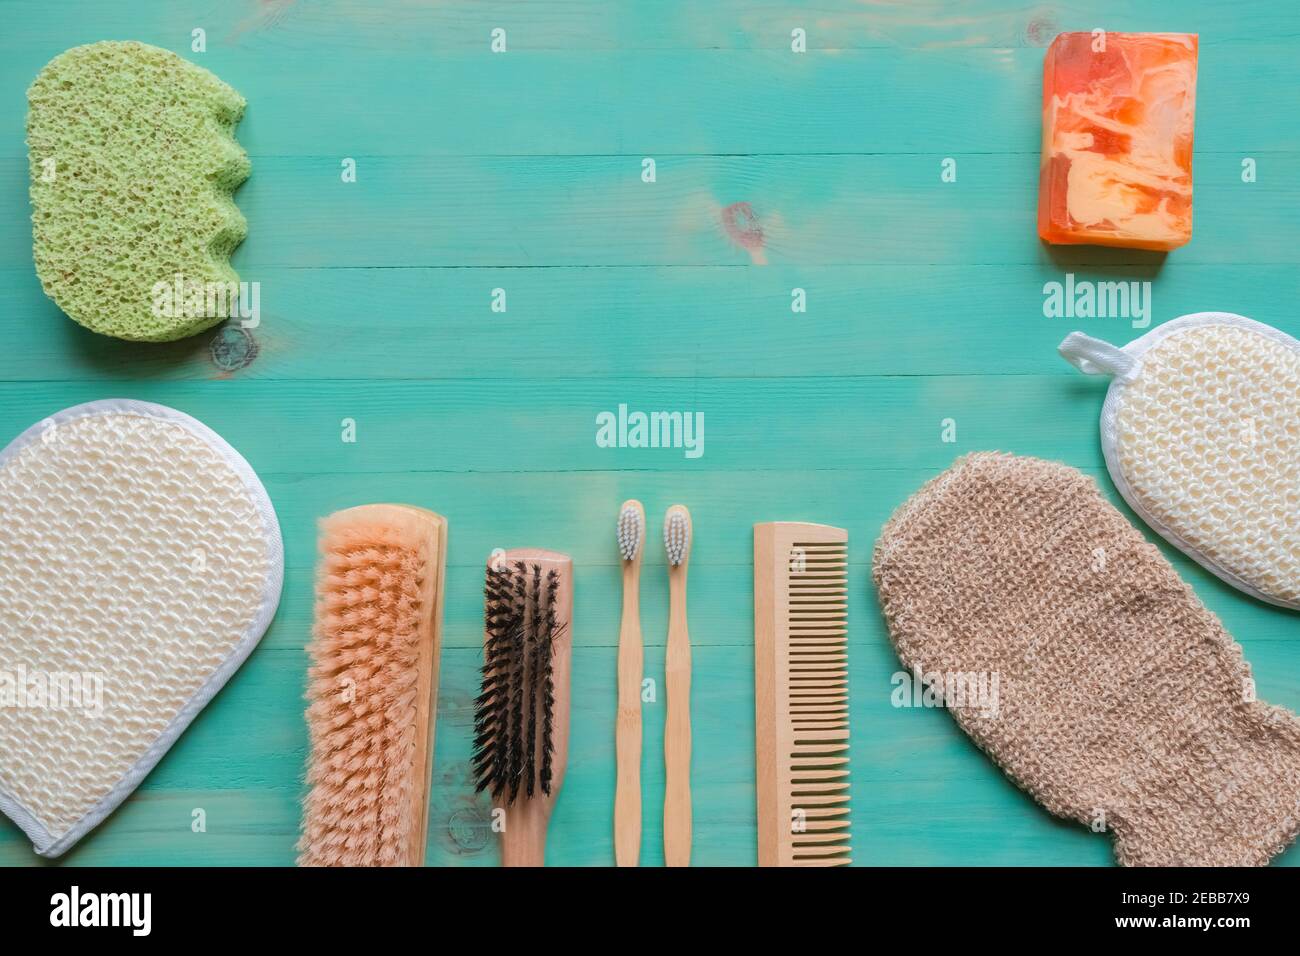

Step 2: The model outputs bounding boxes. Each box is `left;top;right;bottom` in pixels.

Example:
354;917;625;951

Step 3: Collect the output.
753;522;851;867
473;549;573;867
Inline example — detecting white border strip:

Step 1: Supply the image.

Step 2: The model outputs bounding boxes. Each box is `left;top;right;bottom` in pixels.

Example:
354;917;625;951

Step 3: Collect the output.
1092;313;1300;611
0;399;284;857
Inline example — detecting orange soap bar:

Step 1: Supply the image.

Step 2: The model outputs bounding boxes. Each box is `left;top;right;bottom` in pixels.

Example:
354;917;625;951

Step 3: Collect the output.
1038;32;1198;250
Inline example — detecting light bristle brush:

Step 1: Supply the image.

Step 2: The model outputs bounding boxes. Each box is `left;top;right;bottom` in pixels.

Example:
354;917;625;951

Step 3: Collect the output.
663;505;693;867
753;522;851;866
299;504;447;867
473;549;573;866
615;501;645;866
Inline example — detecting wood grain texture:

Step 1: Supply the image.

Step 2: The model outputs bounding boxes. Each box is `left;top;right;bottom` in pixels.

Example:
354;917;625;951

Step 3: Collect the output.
662;504;692;866
614;500;644;866
0;0;1297;867
754;522;851;866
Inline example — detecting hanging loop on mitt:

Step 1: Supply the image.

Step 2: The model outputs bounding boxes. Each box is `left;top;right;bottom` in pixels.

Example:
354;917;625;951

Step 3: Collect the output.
1058;332;1139;382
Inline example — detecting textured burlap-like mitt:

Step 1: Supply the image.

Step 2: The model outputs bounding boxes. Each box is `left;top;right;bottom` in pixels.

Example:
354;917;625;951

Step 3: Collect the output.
872;452;1300;866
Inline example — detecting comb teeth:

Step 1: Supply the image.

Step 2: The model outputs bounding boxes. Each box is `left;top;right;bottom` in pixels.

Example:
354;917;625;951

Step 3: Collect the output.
473;561;559;803
664;509;690;566
785;538;850;865
617;505;643;561
754;523;851;867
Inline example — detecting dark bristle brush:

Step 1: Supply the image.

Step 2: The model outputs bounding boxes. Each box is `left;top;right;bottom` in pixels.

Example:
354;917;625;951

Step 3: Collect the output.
472;549;573;866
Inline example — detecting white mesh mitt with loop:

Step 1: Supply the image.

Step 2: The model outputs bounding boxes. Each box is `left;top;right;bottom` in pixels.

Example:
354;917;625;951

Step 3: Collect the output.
1060;312;1299;610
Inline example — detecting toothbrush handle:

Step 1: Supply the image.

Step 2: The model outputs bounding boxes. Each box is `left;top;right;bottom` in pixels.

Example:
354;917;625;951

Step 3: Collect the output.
614;566;643;867
664;570;692;866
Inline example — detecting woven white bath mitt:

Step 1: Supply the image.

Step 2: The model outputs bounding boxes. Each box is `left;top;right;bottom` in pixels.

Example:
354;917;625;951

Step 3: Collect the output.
1060;312;1299;609
0;400;282;857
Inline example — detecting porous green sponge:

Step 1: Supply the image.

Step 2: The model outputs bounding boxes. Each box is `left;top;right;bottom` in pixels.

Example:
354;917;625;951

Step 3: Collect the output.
27;41;251;342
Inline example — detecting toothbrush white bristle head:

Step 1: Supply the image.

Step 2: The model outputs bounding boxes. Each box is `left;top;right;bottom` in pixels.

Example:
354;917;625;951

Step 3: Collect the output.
618;503;644;561
664;507;690;566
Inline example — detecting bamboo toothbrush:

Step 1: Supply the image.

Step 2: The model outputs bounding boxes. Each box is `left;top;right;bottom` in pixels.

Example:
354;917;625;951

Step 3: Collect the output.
615;501;645;866
663;504;693;866
753;522;851;866
299;504;447;867
473;549;573;867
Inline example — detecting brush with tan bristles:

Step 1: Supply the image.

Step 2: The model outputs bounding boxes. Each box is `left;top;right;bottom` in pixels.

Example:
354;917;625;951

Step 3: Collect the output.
298;504;447;867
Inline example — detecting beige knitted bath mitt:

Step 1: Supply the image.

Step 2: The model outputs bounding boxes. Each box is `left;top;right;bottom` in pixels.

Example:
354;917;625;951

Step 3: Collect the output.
873;452;1300;866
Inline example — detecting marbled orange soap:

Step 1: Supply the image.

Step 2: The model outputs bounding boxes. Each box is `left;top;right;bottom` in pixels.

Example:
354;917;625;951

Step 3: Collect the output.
1039;32;1198;250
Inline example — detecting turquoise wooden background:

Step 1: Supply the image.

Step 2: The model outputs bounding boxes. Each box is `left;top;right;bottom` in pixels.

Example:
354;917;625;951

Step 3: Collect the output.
1;0;1297;866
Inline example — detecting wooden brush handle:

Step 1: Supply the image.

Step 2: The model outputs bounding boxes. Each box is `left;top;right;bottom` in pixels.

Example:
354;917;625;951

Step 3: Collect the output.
497;797;551;867
664;566;692;866
615;560;643;866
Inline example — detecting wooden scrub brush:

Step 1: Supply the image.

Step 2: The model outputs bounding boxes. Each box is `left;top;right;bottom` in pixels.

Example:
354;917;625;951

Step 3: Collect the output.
299;504;448;867
473;549;574;866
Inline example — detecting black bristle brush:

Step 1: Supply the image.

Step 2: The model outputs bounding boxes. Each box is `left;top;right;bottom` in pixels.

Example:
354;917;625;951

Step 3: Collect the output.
472;549;573;866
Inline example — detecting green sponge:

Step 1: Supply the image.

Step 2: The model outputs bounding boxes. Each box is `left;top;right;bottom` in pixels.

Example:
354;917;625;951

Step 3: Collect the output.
27;41;251;342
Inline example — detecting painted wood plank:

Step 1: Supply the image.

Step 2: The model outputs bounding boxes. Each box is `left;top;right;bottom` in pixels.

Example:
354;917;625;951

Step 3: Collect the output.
3;264;1297;382
1;0;1295;55
2;44;1298;159
5;153;1293;272
0;375;1118;475
249;152;1292;268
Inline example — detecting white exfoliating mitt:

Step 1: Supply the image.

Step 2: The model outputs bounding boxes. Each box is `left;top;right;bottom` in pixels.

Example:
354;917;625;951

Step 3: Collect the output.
1060;313;1299;609
0;400;283;856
